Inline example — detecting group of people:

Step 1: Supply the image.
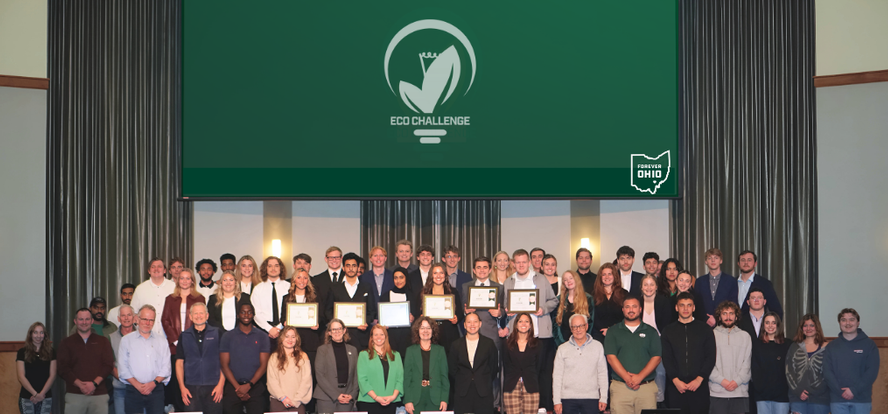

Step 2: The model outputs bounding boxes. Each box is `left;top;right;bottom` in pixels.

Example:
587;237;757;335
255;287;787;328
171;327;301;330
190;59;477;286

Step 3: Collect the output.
16;242;880;414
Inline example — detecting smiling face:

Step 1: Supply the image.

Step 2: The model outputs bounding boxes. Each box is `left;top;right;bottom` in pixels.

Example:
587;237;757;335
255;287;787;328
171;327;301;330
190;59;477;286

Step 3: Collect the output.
464;313;481;335
763;315;778;337
74;309;93;333
372;326;387;348
329;321;345;343
30;325;45;347
169;260;184;279
370;248;387;269
495;253;510;271
642;276;657;297
178;271;195;290
622;298;640;322
325;250;342;270
294;271;309;290
515;314;532;334
644;258;659;275
239;259;255;279
148;259;166;279
396;244;412;263
444;251;460;269
802;319;817;339
530;251;544;270
393;271;407;289
119;305;134;328
473;260;490;280
417;251;433;267
839;312;860;335
676;272;693;292
238;304;255;327
600;267;614;287
190;304;209;326
577;251;592;271
294;258;311;274
542;257;557;277
419;320;433;341
562;272;576;291
221;273;236;294
282;328;298;350
431;265;446;286
514;254;530;275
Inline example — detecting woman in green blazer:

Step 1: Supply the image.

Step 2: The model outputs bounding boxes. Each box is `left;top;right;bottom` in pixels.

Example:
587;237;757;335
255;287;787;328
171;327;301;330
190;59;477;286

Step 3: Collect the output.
403;316;449;414
357;324;404;414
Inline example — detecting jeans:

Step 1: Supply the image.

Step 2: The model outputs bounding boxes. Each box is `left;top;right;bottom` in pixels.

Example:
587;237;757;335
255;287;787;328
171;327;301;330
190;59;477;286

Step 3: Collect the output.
829;402;873;414
756;400;790;414
124;384;165;414
113;385;126;414
19;397;52;414
789;401;830;414
654;361;666;402
562;398;600;414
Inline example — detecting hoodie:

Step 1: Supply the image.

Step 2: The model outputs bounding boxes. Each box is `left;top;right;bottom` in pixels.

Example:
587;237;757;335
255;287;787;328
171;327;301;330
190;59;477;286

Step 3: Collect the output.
823;328;880;403
709;325;751;398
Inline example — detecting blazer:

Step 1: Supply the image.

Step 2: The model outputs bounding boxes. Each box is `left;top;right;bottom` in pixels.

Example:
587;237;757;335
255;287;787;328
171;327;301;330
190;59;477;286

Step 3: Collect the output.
449;335;499;398
695;272;739;316
450;269;472;291
402;344;449;406
738;273;784;320
621;270;645;297
460;278;504;342
207;293;252;332
161;293;206;353
357;350;404;403
502;341;541;393
313;342;359;402
407;268;429;294
503;272;559;338
313;269;344;304
329;279;376;348
642;293;674;333
360;268;395;305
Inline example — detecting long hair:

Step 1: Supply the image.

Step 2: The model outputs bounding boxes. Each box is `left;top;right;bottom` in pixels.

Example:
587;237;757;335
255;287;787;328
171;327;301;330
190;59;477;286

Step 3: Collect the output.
759;311;786;344
491;251;515;284
506;313;538;350
657;258;682;296
592;263;624;306
324;318;351;344
410;316;439;344
792;313;826;345
213;271;244;307
273;326;305;372
260;256;288;282
286;268;317;303
715;300;741;327
173;269;202;298
235;255;262;287
23;322;52;363
366;324;395;361
556;271;590;325
422;263;453;295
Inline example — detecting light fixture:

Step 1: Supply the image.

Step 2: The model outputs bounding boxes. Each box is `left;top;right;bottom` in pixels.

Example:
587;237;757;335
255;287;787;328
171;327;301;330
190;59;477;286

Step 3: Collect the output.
580;238;591;250
272;239;281;258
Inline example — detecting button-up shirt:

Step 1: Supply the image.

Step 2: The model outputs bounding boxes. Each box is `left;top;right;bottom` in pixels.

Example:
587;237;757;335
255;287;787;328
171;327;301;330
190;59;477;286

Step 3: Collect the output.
131;278;176;337
708;273;721;301
737;273;755;304
118;331;172;385
251;278;290;332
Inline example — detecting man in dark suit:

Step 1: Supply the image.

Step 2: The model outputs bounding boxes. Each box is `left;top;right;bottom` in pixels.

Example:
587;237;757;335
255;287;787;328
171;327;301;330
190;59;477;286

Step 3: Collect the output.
359;246;395;306
407;244;435;292
312;246;343;303
736;250;784;320
444;245;473;291
450;312;499;414
616;245;644;297
460;256;504;411
575;247;597;294
695;248;739;327
737;288;769;340
329;252;375;349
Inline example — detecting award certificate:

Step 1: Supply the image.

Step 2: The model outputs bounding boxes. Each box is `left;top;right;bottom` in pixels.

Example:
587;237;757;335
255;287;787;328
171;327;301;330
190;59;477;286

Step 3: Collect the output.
468;286;499;309
285;303;318;328
507;289;540;312
378;302;411;328
423;294;455;320
334;302;366;327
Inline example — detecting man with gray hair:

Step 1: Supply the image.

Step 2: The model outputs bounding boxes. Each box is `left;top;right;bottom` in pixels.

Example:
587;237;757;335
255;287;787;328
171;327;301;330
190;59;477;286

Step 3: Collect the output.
118;304;171;414
553;314;608;414
176;301;224;414
109;305;136;414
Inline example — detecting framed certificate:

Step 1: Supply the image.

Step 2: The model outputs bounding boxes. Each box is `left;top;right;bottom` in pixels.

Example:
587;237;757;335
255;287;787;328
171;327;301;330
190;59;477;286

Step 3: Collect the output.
334;302;366;327
468;286;499;309
507;289;539;312
423;294;455;320
378;302;411;328
285;303;318;328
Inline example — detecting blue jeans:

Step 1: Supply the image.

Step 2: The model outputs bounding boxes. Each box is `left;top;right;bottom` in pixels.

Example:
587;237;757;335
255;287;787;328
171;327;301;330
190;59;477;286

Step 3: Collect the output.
829;402;872;414
124;384;164;414
561;398;600;414
756;400;789;414
113;385;126;414
789;401;830;414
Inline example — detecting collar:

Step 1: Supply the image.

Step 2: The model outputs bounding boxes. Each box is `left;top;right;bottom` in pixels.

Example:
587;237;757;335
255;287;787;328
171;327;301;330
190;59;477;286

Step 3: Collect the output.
739;273;756;283
475;279;490;286
200;279;216;289
568;333;593;347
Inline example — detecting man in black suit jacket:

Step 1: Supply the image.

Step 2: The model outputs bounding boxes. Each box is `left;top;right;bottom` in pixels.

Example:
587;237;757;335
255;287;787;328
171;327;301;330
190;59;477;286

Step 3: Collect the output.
450;312;499;414
328;253;376;349
616;245;644;297
575;247;597;294
313;246;344;302
736;250;784;320
407;244;435;292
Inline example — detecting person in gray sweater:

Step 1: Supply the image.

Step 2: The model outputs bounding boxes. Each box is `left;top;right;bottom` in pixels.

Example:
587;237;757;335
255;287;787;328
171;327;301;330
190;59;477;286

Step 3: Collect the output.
709;300;751;414
552;314;608;414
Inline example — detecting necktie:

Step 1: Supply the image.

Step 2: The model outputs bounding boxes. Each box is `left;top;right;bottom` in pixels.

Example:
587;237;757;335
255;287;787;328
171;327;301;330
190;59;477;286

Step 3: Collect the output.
332;271;338;282
271;282;279;326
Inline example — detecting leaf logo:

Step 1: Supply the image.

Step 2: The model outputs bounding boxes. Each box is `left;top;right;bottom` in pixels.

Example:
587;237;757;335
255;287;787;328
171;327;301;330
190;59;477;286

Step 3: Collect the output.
399;46;461;114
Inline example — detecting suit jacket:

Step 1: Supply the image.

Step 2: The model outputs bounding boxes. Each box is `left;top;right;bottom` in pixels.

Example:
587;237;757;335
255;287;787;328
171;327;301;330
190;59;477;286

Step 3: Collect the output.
738;310;771;340
207;293;252;332
460;278;504;343
621;270;645;297
695;272;739;316
449;334;499;397
356;350;404;403
360;268;395;305
738;273;784;320
161;293;206;353
403;344;449;406
407;268;430;293
313;269;344;304
502;342;541;393
313;342;359;402
449;269;472;291
329;279;376;348
503;272;560;338
642;294;675;333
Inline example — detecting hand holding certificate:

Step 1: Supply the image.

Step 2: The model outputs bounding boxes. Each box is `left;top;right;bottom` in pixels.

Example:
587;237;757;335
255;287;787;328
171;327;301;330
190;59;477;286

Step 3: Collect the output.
334;302;367;327
468;286;499;309
423;294;455;320
286;303;319;328
378;302;411;327
507;289;539;313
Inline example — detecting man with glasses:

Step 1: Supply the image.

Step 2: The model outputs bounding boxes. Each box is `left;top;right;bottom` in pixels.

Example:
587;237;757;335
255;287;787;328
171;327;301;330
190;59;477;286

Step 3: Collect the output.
118;305;171;414
736;250;783;320
360;246;395;304
553;314;608;414
444;245;472;290
604;296;662;414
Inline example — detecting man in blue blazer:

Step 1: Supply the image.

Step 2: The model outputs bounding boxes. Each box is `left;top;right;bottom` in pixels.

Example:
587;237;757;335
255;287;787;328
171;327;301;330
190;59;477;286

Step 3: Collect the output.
736;250;784;320
444;245;473;291
359;246;395;306
695;248;738;327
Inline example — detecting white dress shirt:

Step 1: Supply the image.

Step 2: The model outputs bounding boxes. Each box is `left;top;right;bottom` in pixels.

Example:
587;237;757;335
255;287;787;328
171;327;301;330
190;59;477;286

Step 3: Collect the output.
251;278;291;332
513;271;539;337
118;331;172;385
620;270;633;292
131;278;176;337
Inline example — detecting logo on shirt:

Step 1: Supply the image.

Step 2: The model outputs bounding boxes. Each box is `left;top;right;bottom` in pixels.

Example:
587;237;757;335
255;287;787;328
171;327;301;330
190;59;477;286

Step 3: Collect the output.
630;150;671;195
639;333;646;338
854;349;863;353
384;19;476;144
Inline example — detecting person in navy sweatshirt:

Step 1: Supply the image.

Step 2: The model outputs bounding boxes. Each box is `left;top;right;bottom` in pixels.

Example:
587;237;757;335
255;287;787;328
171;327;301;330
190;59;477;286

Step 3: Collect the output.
823;308;879;414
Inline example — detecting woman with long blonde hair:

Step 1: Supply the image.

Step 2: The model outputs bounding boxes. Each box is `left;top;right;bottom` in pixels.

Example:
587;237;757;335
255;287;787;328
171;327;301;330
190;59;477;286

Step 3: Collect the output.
267;326;313;412
235;254;262;294
552;270;593;346
208;271;250;333
490;250;515;285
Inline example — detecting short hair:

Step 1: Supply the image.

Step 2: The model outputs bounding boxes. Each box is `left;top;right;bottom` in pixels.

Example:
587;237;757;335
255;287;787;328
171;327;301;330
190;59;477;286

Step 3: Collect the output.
370;246;387;257
396;239;413;250
621;295;641;307
89;297;107;308
355;255;366;268
737;250;758;262
568;313;588;325
238;302;255;313
512;249;529;259
324;318;351;344
575;247;592;260
715;300;741;326
838;308;860;323
220;253;236;263
530;247;546;257
196;258;218;273
704;248;723;260
325;246;342;257
445;245;460;256
616;246;635;258
343;252;360;265
747;287;765;299
138;304;157;315
642;252;660;262
416;245;434;257
189;301;208;314
168;257;184;268
118;304;134;315
675;291;695;303
74;308;92;319
120;283;136;293
473;256;492;268
293;253;312;263
147;257;165;272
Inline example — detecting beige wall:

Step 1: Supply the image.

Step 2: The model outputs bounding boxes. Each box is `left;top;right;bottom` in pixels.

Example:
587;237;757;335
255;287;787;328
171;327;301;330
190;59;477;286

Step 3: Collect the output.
816;0;888;76
0;0;47;77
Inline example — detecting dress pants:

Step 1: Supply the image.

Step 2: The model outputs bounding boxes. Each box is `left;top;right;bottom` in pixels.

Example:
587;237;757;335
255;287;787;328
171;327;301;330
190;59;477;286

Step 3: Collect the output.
184;384;222;414
666;380;709;414
124;384;164;414
65;393;109;414
537;337;556;411
454;380;494;414
222;381;268;414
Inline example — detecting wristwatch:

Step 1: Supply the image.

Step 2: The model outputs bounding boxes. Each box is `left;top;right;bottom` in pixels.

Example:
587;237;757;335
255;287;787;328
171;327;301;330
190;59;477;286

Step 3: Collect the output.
153;379;161;386
91;381;99;388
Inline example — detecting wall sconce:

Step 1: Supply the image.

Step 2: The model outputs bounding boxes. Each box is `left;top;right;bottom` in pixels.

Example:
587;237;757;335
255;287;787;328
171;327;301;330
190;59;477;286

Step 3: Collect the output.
272;239;281;258
580;238;591;250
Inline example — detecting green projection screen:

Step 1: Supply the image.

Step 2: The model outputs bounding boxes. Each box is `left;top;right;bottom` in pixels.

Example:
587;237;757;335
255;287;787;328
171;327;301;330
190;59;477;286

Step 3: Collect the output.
182;1;678;198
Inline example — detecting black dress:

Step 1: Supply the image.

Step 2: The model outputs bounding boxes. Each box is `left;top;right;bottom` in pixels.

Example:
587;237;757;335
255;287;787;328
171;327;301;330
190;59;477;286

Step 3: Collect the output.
416;289;464;357
592;288;628;343
380;287;417;360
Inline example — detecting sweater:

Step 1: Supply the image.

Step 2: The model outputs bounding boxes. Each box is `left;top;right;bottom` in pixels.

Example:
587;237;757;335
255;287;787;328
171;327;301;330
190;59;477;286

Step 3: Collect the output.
552;334;609;405
823;329;880;403
57;332;114;395
751;339;791;401
785;341;829;405
660;319;716;383
267;352;313;407
709;325;751;398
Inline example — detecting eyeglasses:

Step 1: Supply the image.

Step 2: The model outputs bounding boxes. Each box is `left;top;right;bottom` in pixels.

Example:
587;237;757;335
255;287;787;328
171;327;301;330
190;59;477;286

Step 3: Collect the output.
327;255;342;260
445;255;459;259
570;324;587;330
329;328;344;332
140;318;155;322
419;326;432;331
